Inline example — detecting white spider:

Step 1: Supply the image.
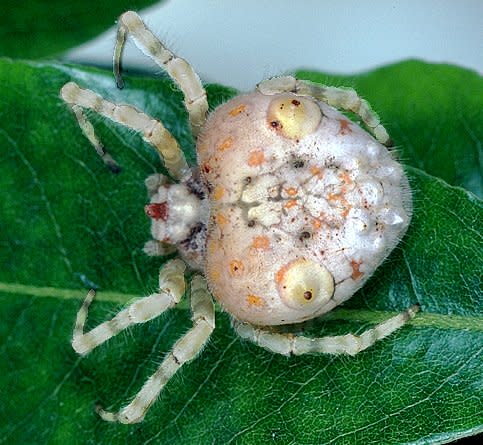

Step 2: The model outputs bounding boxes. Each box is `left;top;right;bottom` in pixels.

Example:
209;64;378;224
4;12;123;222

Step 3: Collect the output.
60;11;418;424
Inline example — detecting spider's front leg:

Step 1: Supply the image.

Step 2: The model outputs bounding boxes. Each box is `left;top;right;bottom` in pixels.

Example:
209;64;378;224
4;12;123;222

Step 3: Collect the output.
233;305;419;356
72;259;186;355
114;11;208;137
97;274;215;424
60;82;189;179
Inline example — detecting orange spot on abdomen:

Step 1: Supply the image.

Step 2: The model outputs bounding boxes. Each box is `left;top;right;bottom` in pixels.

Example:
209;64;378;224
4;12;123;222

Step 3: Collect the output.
311;218;322;230
275;263;289;284
338;119;352;135
284;199;298;209
229;104;246;116
350;260;364;280
310;166;324;178
215;212;229;226
229;260;244;276
327;192;351;217
213;185;225;201
251;235;270;250
246;294;265;307
327;192;340;202
247;149;265;166
217;136;234;151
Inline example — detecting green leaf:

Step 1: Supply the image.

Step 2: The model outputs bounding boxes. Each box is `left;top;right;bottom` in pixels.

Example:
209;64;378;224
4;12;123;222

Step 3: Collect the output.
297;61;483;198
0;0;160;59
0;59;481;444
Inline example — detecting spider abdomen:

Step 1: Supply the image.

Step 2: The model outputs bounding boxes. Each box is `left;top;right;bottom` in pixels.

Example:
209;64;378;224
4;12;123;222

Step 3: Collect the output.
198;92;412;325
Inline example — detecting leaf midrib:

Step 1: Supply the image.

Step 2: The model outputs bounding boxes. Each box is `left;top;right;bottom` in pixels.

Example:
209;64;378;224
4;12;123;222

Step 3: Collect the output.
1;281;481;331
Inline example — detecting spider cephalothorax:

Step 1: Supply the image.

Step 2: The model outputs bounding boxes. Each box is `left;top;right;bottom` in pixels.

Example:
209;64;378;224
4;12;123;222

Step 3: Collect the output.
61;11;417;424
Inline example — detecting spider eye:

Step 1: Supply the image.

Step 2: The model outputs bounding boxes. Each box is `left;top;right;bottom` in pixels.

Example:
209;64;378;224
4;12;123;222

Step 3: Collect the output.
267;95;322;140
276;258;334;311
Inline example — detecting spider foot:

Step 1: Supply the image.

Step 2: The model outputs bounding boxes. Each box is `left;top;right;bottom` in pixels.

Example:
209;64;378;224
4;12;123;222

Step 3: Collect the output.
96;404;144;424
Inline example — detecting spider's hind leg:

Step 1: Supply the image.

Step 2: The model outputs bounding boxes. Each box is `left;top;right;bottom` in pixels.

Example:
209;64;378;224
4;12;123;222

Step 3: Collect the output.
72;259;186;355
97;274;215;424
233;305;419;356
257;76;392;146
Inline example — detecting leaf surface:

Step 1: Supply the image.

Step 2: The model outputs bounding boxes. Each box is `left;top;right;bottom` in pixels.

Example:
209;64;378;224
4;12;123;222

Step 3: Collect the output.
0;0;159;59
0;59;481;444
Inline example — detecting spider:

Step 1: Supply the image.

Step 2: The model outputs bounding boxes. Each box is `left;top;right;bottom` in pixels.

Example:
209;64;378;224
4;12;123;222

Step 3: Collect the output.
60;11;418;424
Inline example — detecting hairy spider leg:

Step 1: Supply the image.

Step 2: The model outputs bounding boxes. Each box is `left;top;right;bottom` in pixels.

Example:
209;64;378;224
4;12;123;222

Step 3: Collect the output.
258;76;392;146
115;11;208;137
60;81;189;179
232;305;419;356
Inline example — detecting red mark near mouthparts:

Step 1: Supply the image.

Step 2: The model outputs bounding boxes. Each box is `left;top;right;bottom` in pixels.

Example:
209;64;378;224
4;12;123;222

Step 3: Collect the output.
145;202;169;220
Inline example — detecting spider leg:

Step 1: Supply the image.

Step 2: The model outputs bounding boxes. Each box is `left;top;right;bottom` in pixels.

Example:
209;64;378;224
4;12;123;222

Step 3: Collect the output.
257;76;391;146
143;240;177;257
97;274;215;424
232;305;419;356
72;259;186;355
115;11;208;137
60;81;189;179
69;103;121;173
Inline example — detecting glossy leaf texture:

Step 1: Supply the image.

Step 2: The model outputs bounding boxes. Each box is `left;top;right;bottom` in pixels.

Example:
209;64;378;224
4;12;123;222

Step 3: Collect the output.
298;61;483;198
0;0;159;59
0;59;481;445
